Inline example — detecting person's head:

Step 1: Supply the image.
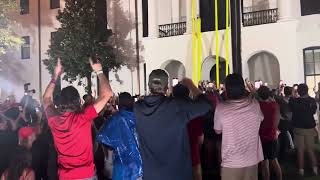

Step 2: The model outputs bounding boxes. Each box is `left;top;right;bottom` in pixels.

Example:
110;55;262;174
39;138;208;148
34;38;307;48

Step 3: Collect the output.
225;73;246;100
284;86;293;97
118;92;134;111
6;146;32;180
1;107;20;131
18;127;37;150
298;83;309;97
257;86;271;100
148;69;169;95
83;94;94;107
172;84;190;99
58;86;81;113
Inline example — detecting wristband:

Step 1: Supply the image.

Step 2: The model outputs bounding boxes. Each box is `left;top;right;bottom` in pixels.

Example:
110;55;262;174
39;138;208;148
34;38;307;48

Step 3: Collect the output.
50;79;57;85
96;70;103;75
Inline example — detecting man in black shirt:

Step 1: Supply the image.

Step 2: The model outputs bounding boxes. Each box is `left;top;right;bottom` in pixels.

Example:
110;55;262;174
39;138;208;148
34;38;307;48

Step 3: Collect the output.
289;83;318;176
134;69;211;180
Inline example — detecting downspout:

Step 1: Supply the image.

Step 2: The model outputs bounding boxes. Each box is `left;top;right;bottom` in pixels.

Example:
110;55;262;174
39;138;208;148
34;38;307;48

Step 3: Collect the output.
38;0;42;99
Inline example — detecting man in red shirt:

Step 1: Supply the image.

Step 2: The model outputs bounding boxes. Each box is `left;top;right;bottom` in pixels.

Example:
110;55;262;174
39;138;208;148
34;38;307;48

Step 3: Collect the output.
257;86;282;180
43;58;112;180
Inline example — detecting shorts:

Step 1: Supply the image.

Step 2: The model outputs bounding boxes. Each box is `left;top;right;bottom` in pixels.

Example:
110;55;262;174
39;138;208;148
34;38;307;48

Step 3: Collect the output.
221;164;258;180
294;128;317;151
262;140;279;160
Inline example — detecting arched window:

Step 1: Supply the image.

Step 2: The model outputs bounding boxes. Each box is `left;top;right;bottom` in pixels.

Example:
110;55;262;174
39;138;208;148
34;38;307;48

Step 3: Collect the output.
304;47;320;95
248;51;280;88
161;60;186;86
201;56;228;84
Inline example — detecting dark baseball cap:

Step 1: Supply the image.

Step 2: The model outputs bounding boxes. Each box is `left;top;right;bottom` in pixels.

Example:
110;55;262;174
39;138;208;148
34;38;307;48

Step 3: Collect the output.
148;69;169;89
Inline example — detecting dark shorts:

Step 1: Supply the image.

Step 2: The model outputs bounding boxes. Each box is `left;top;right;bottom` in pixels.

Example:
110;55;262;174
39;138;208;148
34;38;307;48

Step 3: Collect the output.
262;140;279;160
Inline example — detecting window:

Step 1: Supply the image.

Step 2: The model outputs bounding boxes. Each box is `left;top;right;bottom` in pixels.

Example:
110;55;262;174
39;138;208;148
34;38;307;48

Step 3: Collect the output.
20;0;29;15
301;0;320;16
142;0;148;37
21;36;30;59
304;47;320;96
199;0;227;32
50;0;60;9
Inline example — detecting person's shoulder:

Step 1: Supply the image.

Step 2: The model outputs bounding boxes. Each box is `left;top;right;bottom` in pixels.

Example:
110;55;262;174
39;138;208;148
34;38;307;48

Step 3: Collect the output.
112;110;133;119
308;96;316;101
135;99;144;105
47;115;59;126
172;96;191;103
215;101;229;111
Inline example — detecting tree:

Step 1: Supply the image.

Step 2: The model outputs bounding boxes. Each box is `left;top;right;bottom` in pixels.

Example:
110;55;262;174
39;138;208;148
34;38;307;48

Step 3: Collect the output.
107;0;144;84
46;0;118;93
0;0;23;56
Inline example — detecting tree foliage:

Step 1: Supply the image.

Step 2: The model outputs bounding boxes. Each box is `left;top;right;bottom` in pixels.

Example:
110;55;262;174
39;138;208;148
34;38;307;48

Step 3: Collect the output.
46;0;118;87
0;0;23;56
107;0;144;84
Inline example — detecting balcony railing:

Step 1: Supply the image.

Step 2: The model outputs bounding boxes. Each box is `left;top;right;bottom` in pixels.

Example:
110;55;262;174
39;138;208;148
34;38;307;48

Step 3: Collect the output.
159;22;186;38
243;8;278;27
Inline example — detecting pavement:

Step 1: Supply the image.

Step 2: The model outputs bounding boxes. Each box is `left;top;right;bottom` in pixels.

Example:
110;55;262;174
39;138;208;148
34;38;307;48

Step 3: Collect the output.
203;143;320;180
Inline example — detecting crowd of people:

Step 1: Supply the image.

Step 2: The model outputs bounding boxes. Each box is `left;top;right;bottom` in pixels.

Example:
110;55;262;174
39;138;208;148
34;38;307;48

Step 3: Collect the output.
0;57;319;180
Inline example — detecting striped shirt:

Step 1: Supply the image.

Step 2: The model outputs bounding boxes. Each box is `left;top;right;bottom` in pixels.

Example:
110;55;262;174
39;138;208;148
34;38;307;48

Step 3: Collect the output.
214;98;264;168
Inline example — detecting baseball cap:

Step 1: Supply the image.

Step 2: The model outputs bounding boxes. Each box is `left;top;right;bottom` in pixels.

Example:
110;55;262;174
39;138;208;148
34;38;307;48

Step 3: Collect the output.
148;69;169;90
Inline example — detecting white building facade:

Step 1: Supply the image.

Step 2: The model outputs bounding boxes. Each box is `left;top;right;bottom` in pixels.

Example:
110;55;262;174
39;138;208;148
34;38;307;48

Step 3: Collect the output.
1;0;320;101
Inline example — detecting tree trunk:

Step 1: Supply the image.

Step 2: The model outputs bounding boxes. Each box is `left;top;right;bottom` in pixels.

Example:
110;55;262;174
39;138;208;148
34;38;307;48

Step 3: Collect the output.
86;73;92;95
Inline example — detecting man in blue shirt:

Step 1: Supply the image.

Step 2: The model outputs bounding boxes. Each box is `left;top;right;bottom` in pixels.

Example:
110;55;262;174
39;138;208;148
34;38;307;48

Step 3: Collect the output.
97;92;142;180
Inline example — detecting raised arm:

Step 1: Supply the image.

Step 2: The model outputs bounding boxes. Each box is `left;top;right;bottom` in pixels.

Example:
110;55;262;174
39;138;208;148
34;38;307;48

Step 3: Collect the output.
90;58;113;113
180;78;211;121
43;58;63;110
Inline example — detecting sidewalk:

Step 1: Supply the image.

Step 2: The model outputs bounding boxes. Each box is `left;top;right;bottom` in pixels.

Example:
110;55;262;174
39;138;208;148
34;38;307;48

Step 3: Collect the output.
203;143;320;180
279;143;320;180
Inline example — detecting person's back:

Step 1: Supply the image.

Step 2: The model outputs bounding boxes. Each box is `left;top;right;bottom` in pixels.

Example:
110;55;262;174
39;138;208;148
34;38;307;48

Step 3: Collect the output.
259;101;278;143
135;96;210;180
257;86;283;180
289;96;317;129
97;92;143;180
215;98;263;167
43;58;112;179
288;84;318;176
214;74;263;180
134;70;211;180
46;106;98;179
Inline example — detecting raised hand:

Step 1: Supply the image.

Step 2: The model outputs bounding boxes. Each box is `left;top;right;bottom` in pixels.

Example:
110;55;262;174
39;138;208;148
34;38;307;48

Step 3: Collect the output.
89;57;103;72
181;78;195;89
181;78;202;97
53;58;63;79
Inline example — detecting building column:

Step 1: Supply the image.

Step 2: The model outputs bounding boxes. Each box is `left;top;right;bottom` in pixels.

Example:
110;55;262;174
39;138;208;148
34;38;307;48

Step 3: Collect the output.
278;0;294;21
148;0;158;37
172;0;180;23
186;0;192;34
